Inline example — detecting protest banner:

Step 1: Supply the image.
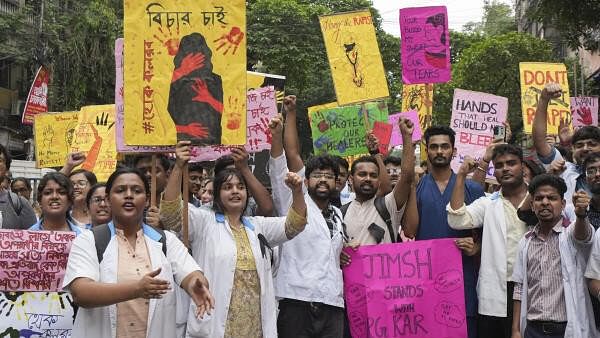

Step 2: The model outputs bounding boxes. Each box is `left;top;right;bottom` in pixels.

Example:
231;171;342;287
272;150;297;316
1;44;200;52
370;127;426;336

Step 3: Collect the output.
309;101;389;157
34;111;79;168
520;62;571;134
450;89;508;177
22;66;50;125
0;230;75;292
70;105;117;182
400;7;451;84
247;71;286;111
343;239;467;338
0;291;75;337
402;83;433;130
124;0;247;146
187;86;278;161
389;111;423;145
319;10;389;106
372;121;393;155
571;96;599;128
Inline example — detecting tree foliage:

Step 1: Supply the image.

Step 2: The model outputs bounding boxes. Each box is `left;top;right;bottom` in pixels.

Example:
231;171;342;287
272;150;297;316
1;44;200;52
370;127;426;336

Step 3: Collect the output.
463;0;516;36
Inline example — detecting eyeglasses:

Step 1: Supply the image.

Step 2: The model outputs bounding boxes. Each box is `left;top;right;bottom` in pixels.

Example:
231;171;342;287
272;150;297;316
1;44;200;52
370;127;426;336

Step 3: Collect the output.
309;172;335;180
586;167;600;177
387;168;401;174
91;196;107;205
72;180;88;188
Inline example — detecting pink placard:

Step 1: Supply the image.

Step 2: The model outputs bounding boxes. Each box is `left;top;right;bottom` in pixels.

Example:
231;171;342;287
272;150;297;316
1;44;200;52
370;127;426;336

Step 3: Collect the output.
389;111;422;145
571;96;599;128
0;230;76;292
450;89;508;178
372;121;393;155
400;6;451;84
343;239;467;338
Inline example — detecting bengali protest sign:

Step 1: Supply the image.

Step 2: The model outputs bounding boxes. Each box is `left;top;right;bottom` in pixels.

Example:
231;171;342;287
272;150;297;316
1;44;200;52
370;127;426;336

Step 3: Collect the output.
70;105;117;182
520;62;571;134
389;111;423;146
124;0;247;146
34;111;79;168
319;10;389;106
343;239;466;338
400;7;451;84
450;89;508;177
22;66;50;125
0;230;75;292
309;101;389;157
247;71;286;111
571;96;598;128
0;291;75;337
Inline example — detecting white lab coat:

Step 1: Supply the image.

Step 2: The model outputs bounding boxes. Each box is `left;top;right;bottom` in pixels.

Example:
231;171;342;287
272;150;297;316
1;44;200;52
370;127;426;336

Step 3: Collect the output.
185;208;300;338
63;222;201;338
512;222;599;338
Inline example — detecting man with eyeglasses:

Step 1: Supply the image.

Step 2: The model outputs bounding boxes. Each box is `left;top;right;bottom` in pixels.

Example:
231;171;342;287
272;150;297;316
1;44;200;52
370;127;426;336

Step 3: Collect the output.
533;83;600;205
384;155;402;187
268;97;346;338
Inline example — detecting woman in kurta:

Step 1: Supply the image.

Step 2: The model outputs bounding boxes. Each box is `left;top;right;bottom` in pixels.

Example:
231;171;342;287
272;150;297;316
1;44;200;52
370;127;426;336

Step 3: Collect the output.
63;167;214;338
160;141;307;338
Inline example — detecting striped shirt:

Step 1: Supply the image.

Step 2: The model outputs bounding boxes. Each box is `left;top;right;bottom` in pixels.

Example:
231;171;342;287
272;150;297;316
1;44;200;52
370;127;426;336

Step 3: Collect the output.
513;222;567;322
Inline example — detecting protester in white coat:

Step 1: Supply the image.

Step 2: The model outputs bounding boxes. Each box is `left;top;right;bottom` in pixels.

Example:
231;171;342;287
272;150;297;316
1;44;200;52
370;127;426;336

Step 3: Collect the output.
160;141;308;338
63;167;214;338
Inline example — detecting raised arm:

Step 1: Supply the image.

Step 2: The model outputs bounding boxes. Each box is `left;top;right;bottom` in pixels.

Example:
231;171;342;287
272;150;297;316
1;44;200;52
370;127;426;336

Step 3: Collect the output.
269;114;284;159
451;156;476;210
231;146;274;216
472;139;504;187
268;115;293;216
401;184;419;238
282;172;307;239
159;141;190;232
282;95;304;173
573;190;592;241
366;131;391;196
59;151;86;175
392;118;415;209
533;83;563;158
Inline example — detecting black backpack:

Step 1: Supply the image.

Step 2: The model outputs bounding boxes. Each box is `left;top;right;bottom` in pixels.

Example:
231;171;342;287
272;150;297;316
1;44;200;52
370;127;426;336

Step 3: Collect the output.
91;223;167;263
340;196;397;244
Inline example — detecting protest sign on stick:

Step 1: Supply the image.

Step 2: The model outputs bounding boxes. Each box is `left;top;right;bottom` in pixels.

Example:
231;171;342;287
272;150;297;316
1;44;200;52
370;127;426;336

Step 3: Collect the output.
520;62;571;134
319;10;389;106
372;121;393;155
400;7;451;84
124;0;247;146
34;111;79;168
571;96;598;128
450;89;508;178
22;66;50;125
343;239;467;338
389;111;423;145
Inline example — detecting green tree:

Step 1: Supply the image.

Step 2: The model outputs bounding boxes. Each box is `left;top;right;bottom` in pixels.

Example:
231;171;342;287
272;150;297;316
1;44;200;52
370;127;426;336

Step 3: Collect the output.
463;0;517;36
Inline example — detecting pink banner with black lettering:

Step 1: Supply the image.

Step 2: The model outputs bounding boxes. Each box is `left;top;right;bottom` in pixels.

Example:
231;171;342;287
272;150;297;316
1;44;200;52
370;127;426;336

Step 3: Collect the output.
450;89;508;178
343;239;467;338
0;230;75;292
571;96;599;128
389;111;422;145
400;6;451;84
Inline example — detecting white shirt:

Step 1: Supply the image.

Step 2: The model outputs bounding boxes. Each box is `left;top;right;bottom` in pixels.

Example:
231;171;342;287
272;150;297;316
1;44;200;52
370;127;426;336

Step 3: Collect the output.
512;221;598;338
63;223;200;338
538;147;585;204
269;153;345;308
185;207;294;338
447;191;528;317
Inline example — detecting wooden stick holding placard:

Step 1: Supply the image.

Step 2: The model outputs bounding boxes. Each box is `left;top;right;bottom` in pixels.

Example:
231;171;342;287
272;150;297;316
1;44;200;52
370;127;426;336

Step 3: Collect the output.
361;103;370;132
151;154;157;207
182;164;190;248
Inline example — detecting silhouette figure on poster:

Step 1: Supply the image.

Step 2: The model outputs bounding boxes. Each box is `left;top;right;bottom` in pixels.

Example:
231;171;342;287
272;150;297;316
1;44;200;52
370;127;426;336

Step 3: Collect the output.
168;32;223;145
424;13;447;69
343;39;364;87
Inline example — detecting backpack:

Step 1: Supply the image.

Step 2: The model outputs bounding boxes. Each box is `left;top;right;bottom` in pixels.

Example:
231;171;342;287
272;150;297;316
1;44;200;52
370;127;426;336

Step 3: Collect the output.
91;223;167;263
7;191;23;216
340;196;397;244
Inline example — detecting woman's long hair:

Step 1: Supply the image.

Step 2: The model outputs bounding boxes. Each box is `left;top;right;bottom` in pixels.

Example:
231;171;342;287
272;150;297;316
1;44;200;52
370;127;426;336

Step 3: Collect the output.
212;168;249;218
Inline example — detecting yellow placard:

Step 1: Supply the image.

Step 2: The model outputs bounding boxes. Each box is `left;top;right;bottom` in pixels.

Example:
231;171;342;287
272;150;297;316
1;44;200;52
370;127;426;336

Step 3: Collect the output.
402;83;433;132
124;0;247;146
70;105;117;182
34;112;79;168
319;10;389;106
520;62;571;134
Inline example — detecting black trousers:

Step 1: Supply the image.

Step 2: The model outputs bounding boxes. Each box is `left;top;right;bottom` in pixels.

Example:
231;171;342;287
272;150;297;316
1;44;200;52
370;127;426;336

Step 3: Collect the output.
277;298;344;338
524;321;567;338
477;282;515;338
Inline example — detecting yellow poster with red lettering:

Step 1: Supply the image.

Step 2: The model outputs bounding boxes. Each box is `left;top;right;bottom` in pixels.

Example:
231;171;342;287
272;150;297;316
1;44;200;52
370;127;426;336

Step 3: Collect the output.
34;111;79;168
520;62;571;134
320;10;389;106
124;0;246;146
69;105;117;182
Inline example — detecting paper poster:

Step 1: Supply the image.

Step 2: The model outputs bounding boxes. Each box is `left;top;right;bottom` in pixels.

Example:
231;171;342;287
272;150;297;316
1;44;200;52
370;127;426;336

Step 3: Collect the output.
319;10;389;105
400;6;451;84
22;66;50;125
450;89;508;178
124;0;247;146
389;111;423;145
34;112;79;168
308;101;389;156
343;239;467;338
571;96;598;128
247;71;286;111
520;62;571;134
70;105;117;182
0;291;75;337
372;121;393;155
402;83;433;130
